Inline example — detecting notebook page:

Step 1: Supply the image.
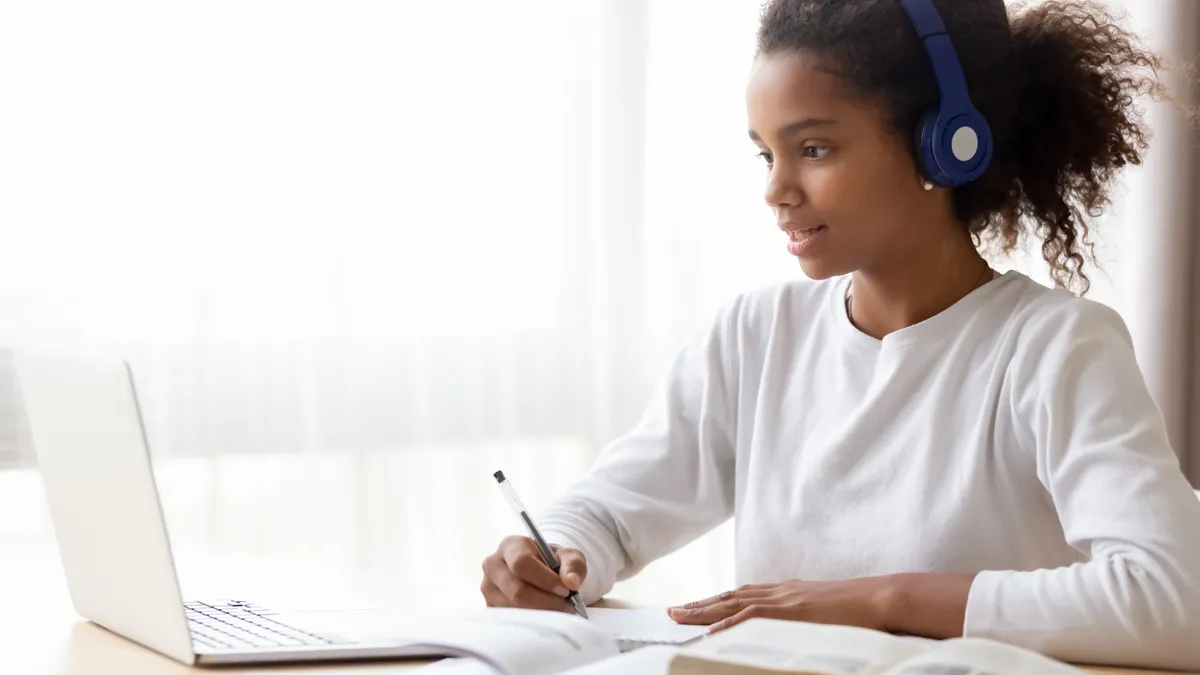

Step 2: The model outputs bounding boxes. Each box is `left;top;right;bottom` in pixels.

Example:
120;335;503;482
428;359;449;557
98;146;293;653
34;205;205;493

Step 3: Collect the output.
586;608;710;650
558;645;680;673
419;657;504;674
403;608;620;675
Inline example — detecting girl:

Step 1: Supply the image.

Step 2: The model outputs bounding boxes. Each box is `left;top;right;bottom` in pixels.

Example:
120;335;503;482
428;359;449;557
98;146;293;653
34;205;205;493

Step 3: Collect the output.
480;0;1200;669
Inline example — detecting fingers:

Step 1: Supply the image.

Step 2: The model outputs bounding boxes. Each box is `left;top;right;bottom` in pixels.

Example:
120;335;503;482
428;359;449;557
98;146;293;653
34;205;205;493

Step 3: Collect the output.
679;591;728;610
710;604;781;633
480;536;581;612
555;547;588;591
480;578;507;607
669;595;745;625
482;558;571;610
494;568;574;611
672;586;771;611
668;586;775;625
502;538;569;596
681;585;772;610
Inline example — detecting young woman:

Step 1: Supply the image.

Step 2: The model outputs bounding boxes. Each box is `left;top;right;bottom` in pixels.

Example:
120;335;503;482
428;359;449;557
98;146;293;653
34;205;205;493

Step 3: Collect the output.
480;0;1200;669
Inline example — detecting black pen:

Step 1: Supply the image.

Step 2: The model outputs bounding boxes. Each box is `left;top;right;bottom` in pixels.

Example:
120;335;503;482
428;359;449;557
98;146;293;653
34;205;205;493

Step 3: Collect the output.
493;470;589;619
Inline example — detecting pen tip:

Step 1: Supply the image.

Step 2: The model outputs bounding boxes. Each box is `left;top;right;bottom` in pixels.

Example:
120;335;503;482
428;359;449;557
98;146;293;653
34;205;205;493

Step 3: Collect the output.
493;470;505;482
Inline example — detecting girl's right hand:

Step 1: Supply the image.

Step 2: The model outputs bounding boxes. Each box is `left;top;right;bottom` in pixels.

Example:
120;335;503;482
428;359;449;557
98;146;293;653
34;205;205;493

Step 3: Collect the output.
480;535;588;612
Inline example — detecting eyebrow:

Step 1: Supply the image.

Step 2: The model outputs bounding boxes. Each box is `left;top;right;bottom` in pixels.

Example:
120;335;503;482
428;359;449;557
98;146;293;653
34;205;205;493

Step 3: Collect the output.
748;117;835;142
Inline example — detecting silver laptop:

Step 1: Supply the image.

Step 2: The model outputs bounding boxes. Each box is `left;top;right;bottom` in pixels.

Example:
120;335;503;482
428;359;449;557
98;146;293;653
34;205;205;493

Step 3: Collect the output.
14;347;446;666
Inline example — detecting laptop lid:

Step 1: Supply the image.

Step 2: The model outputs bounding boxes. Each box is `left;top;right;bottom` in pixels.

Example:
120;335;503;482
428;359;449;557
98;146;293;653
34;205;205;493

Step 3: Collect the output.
15;347;196;666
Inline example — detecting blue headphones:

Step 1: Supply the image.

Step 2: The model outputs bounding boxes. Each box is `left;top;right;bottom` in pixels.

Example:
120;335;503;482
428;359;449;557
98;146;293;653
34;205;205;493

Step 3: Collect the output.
898;0;993;187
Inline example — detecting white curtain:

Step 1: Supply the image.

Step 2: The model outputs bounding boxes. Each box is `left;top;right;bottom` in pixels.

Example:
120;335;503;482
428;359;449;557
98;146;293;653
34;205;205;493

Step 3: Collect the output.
0;0;779;598
0;0;787;467
1;0;1192;598
1106;0;1200;481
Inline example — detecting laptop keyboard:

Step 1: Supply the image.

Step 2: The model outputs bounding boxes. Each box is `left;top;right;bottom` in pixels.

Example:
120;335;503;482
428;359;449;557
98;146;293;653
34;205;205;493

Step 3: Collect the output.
185;600;355;651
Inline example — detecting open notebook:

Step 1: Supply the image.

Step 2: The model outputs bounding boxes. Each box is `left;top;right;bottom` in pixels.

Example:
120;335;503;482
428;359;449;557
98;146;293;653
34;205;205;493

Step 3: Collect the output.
585;609;709;651
383;607;706;674
407;610;1087;675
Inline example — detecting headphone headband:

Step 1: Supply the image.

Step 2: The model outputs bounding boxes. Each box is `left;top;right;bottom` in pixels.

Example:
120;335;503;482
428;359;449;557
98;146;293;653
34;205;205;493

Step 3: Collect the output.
896;0;993;187
898;0;975;118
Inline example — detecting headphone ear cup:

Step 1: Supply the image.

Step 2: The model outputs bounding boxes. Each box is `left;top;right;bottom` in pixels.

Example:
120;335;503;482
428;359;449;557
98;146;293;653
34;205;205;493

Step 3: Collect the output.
914;109;943;187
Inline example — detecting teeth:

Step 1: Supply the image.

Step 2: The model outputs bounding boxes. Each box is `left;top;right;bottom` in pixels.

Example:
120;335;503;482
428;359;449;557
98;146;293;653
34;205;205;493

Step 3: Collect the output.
787;226;822;240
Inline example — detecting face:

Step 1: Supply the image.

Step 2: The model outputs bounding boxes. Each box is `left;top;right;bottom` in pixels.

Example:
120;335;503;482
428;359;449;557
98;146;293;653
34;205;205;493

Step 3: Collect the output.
747;50;936;279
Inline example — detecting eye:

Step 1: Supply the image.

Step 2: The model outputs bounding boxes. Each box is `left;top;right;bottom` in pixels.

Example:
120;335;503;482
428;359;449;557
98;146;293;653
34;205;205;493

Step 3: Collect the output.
756;150;774;167
803;145;831;160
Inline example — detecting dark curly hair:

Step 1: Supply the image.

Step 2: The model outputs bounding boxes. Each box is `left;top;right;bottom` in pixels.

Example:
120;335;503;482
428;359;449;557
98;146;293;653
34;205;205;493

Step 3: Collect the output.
757;0;1168;294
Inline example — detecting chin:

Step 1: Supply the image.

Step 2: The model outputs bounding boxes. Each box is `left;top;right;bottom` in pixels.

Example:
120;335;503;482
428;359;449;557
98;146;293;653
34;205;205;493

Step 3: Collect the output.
795;258;849;281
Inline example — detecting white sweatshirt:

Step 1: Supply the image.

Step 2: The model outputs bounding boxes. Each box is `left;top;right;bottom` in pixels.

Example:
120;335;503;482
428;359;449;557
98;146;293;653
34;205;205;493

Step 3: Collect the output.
538;271;1200;671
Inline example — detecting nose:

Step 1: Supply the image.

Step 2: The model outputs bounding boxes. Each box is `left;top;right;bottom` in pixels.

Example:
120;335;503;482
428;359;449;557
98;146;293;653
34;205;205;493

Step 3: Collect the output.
763;162;801;209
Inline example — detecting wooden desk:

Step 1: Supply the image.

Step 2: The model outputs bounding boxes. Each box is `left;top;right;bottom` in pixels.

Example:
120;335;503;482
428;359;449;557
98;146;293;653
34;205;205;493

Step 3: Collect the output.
2;534;1187;675
2;533;436;674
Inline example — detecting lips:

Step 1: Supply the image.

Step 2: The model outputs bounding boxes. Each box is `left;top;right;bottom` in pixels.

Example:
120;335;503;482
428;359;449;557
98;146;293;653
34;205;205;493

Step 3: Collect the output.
778;220;825;235
781;223;829;258
784;226;825;241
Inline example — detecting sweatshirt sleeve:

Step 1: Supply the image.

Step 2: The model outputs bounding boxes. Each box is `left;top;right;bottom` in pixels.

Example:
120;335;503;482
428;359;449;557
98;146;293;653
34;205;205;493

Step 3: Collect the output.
963;300;1200;671
536;299;741;604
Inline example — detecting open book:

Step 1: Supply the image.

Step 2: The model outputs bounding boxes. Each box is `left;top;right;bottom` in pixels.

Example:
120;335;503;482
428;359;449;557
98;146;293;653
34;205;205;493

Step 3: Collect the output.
399;607;706;675
413;612;1087;675
668;619;1084;675
406;611;1084;675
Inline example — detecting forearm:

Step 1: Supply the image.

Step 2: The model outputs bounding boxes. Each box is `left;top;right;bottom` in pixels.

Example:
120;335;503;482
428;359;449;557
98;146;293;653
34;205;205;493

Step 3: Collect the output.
881;572;976;639
964;559;1200;670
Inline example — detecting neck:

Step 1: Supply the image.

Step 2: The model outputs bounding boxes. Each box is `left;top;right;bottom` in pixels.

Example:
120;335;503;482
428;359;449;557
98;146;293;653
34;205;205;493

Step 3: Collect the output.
847;231;990;340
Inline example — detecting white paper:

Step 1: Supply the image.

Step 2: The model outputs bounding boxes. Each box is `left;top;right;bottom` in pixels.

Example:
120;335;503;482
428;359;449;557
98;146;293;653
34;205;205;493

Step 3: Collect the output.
585;608;710;648
402;608;619;675
419;657;504;674
679;619;927;675
557;645;680;674
881;638;1084;675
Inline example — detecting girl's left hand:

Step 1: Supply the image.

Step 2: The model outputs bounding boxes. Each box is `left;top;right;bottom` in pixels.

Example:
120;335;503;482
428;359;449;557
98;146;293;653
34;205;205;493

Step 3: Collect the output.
667;577;893;634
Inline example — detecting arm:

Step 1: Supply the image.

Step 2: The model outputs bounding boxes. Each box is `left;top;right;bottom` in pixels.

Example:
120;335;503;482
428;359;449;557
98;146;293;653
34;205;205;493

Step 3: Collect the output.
881;573;976;639
961;302;1200;670
536;299;742;604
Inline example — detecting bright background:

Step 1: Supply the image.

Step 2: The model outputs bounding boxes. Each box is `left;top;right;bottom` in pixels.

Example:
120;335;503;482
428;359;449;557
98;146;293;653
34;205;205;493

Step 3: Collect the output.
0;0;1194;605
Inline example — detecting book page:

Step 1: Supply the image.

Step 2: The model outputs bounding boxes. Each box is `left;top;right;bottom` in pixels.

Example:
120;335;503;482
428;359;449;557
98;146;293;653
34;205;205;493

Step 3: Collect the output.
419;657;506;674
422;644;681;675
558;645;682;674
586;608;709;649
403;608;620;675
672;619;927;675
881;638;1084;675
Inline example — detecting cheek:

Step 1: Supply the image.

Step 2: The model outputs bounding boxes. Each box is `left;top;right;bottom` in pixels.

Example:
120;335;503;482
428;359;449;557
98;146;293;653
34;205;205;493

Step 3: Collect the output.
807;150;917;237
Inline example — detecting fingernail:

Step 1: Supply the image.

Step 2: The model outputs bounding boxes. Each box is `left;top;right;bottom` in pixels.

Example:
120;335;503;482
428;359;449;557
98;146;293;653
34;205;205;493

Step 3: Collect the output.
567;573;581;585
668;608;681;617
554;585;569;597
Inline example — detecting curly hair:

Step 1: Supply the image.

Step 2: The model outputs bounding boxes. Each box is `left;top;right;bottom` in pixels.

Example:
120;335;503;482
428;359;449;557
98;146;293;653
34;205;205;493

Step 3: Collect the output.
757;0;1168;294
